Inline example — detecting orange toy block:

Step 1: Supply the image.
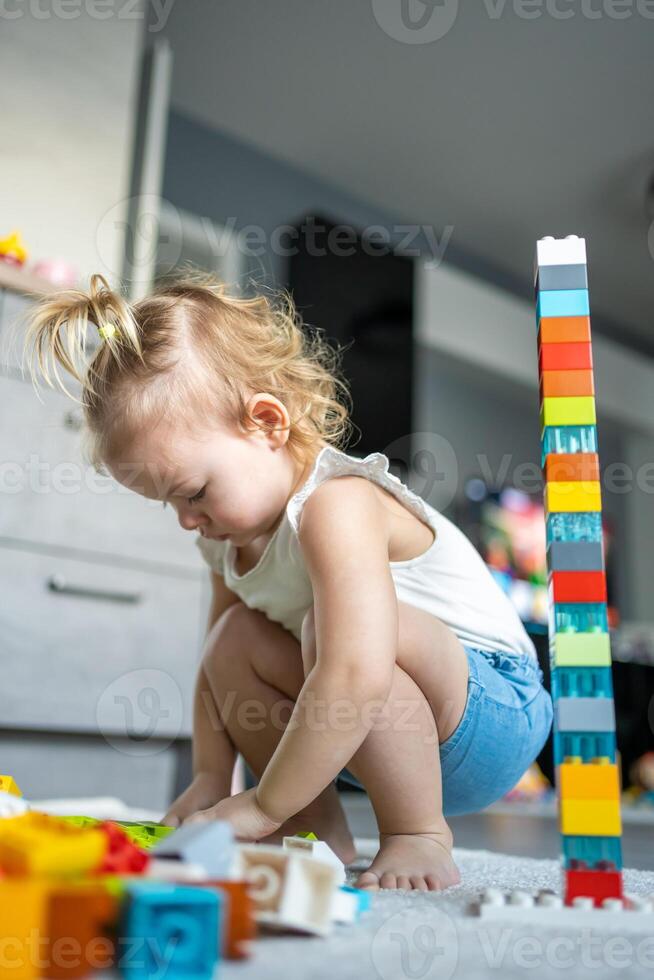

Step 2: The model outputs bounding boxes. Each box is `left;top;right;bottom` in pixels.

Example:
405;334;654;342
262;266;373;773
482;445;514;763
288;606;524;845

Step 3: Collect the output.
46;883;117;979
208;880;256;960
538;342;593;372
538;316;592;344
0;880;51;980
540;369;594;399
558;761;620;802
544;453;600;483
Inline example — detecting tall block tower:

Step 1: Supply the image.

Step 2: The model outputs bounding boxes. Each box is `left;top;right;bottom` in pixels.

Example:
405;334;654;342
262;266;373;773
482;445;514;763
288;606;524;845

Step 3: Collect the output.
535;235;623;907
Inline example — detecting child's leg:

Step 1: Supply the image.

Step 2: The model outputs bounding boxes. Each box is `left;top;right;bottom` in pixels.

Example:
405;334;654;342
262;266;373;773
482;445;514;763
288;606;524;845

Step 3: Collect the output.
302;599;470;891
173;602;356;861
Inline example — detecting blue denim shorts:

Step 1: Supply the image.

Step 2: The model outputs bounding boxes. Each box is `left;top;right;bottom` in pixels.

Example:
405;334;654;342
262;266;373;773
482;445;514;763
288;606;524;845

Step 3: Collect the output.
339;645;553;816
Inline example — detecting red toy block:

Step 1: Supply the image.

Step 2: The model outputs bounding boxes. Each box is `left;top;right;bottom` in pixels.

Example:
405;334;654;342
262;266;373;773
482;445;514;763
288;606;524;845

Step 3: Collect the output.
549;570;607;603
540;369;595;399
95;822;149;874
544;453;600;483
564;868;623;908
206;880;256;960
46;883;117;978
539;315;592;344
538;341;593;372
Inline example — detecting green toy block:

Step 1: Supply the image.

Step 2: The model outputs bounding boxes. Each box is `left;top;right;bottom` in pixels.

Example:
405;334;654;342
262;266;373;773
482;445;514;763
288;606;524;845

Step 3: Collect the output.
550;632;612;667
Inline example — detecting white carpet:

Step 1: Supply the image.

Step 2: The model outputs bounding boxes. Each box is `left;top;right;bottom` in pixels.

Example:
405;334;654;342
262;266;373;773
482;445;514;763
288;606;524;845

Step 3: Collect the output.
225;842;654;980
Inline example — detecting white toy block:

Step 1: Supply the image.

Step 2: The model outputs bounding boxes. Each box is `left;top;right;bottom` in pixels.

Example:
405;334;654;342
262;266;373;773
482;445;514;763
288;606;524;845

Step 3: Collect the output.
473;889;654;932
331;887;359;924
151;820;234;876
534;235;587;281
283;834;346;884
233;843;340;936
0;791;29;818
146;858;209;882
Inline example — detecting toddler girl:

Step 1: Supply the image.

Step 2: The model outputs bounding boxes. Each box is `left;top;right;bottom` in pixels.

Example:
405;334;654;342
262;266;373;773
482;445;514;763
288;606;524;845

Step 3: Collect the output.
24;273;553;891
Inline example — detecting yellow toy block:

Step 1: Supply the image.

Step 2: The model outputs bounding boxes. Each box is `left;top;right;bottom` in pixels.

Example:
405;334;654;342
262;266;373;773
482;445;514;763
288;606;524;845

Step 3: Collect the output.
0;775;22;796
559;798;622;836
558;762;620;801
541;396;596;428
0;812;106;877
0;880;50;980
545;480;602;513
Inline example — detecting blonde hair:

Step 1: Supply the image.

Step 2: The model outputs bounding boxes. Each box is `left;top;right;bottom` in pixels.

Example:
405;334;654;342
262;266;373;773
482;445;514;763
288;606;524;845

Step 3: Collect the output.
22;271;355;473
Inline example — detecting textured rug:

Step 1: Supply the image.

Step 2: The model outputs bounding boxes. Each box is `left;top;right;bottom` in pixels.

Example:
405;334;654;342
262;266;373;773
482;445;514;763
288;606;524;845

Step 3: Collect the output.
223;840;654;980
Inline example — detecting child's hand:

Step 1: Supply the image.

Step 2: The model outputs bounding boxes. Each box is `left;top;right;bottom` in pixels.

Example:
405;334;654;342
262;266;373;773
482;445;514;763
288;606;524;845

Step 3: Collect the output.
184;787;281;841
161;772;227;827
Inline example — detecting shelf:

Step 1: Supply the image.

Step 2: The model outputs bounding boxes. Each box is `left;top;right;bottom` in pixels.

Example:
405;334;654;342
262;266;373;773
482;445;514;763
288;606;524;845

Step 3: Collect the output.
0;263;64;297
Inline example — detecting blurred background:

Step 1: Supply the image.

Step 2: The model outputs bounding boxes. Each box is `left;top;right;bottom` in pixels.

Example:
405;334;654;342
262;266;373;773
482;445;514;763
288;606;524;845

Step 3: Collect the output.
1;1;653;859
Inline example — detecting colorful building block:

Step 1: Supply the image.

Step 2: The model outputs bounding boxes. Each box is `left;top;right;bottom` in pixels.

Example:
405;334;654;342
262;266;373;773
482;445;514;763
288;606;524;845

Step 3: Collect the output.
550;665;613;700
554;696;615;733
560;798;622;836
120;882;220;980
545;481;602;514
546;511;602;543
96;822;149;875
544;454;600;484
562;835;622;871
558;760;620;801
0;776;22;797
549;633;612;668
547;540;603;571
46;883;117;979
152;821;234;877
536;264;588;292
475;887;652;927
535;235;587;272
551;601;608;633
0;880;51;980
206;880;256;960
542;425;598;460
0;790;29;818
541;396;596;428
539;341;593;372
553;730;616;766
541;368;594;398
549;570;607;602
539;315;591;344
331;884;372;924
0;813;107;877
283;834;346;884
537;288;590;319
564;868;622;907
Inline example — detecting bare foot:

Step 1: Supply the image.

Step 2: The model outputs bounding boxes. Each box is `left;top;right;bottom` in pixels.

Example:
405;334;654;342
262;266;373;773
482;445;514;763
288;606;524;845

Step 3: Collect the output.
162;772;229;827
354;827;461;891
265;785;356;865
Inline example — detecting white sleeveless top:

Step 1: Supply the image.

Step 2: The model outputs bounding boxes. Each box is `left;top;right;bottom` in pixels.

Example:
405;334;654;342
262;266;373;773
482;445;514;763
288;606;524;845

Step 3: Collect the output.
195;445;537;658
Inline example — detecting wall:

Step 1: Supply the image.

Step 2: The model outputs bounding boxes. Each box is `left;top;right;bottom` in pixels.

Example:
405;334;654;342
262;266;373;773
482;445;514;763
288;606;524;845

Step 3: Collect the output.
0;7;145;285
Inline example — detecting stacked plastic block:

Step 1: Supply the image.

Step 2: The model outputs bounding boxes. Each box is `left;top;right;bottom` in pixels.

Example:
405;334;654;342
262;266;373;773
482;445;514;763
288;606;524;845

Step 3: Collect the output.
535;236;623;908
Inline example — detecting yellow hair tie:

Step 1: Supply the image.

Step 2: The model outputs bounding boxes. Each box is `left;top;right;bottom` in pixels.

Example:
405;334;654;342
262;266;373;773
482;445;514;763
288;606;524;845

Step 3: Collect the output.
98;322;117;341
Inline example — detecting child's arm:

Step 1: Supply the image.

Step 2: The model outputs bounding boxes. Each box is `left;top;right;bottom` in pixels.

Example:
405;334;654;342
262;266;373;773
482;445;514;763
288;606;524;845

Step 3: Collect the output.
255;476;398;824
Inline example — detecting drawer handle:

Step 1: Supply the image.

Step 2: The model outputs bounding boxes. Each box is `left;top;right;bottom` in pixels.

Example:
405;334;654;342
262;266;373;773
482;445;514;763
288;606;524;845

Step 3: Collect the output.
47;574;142;604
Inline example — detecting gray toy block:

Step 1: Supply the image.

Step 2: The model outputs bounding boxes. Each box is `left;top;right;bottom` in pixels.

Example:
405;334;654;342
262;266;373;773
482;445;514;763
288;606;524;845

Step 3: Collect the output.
152;820;234;876
536;263;588;292
555;697;615;733
547;541;604;572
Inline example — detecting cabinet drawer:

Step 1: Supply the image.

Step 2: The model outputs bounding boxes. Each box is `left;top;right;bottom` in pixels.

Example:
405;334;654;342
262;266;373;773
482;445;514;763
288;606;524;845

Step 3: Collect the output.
0;546;207;735
0;375;203;570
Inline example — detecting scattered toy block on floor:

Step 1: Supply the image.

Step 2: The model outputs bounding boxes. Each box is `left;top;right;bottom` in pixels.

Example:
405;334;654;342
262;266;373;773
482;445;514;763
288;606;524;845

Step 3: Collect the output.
283;834;345;884
0;813;107;878
46;882;117;979
151;820;233;877
565;868;623;907
206;880;256;960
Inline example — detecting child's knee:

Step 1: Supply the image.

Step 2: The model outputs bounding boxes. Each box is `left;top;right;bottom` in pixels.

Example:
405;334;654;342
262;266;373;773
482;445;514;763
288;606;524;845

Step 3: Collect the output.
202;601;258;677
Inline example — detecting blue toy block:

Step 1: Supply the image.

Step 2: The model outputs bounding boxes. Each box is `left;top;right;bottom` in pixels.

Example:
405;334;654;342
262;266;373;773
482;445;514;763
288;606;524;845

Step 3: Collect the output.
562;835;623;871
537;289;590;320
551;666;613;701
546;512;602;544
120;882;221;980
339;884;372;918
552;602;609;633
152;820;234;877
553;731;616;766
541;425;598;461
536;264;588;292
547;541;604;572
555;697;615;733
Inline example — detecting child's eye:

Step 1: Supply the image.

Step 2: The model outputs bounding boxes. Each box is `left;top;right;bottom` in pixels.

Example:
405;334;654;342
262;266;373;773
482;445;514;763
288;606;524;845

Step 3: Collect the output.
188;486;206;504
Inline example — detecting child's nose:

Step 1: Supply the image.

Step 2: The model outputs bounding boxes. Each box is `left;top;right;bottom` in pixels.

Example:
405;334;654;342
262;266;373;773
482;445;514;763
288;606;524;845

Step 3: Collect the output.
178;506;201;532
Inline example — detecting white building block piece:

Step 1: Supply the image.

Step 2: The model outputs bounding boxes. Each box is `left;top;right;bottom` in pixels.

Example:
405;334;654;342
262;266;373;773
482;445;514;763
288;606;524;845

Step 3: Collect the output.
331;887;359;924
146;858;209;882
534;235;587;281
151;820;234;876
0;791;29;818
473;889;654;933
233;843;339;936
283;834;346;884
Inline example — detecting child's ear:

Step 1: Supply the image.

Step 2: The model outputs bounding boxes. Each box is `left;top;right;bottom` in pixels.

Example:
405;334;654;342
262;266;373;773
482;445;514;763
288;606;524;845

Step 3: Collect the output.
244;392;290;448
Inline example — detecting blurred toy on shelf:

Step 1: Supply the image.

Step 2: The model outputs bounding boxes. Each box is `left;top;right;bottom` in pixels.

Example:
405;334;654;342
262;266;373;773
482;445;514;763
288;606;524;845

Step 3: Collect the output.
0;229;28;266
32;258;78;288
503;762;552;803
623;752;654;808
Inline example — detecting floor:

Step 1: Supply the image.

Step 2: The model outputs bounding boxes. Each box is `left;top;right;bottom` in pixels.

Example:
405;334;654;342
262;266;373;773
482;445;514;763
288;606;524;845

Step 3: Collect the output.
341;791;654;871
